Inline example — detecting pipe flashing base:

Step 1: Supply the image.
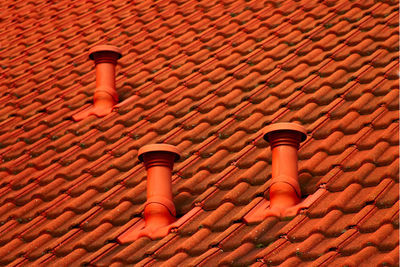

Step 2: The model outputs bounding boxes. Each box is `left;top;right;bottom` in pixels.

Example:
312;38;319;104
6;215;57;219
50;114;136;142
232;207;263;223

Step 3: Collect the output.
118;206;202;243
243;187;327;223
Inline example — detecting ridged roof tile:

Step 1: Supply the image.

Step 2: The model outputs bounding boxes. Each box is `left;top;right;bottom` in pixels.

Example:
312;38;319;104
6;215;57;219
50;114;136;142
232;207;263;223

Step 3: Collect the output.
0;0;398;265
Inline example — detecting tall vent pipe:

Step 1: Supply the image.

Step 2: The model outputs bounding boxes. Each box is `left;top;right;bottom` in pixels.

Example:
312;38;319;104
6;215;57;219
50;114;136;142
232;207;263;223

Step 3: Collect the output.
117;144;181;243
73;45;122;121
263;123;307;210
244;122;325;223
139;144;180;229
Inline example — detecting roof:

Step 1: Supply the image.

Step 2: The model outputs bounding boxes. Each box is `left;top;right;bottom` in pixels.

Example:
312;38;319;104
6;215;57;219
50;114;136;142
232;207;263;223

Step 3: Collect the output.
0;0;399;266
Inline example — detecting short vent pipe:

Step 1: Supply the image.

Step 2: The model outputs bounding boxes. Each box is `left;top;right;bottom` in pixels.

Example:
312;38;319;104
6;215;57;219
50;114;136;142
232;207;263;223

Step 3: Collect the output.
264;123;307;210
73;45;122;121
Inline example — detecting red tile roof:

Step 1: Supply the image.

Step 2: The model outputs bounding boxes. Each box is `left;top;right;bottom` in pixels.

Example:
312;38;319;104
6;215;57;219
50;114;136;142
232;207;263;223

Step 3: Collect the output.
0;0;399;265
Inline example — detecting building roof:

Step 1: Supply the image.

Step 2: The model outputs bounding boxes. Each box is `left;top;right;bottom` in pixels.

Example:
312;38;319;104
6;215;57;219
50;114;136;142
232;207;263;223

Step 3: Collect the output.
0;0;399;266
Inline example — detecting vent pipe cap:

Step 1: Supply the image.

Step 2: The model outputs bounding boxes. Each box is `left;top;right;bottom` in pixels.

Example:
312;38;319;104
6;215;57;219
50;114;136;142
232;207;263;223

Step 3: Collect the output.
138;144;180;162
89;45;122;60
264;122;307;143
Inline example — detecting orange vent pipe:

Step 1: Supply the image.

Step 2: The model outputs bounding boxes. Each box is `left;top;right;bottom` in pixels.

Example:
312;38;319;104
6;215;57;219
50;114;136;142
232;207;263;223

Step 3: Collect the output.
244;122;324;223
263;123;307;210
139;144;180;230
73;45;122;121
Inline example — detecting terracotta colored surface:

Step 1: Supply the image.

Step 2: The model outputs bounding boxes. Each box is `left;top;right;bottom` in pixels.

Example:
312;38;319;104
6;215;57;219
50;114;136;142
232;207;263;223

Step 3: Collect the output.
73;45;121;120
118;144;180;242
0;0;398;266
245;123;311;221
264;122;306;204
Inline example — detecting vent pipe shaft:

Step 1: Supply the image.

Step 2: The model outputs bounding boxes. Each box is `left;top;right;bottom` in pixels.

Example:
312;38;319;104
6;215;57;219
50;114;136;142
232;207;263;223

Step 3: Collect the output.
264;123;307;210
139;144;180;229
92;50;119;106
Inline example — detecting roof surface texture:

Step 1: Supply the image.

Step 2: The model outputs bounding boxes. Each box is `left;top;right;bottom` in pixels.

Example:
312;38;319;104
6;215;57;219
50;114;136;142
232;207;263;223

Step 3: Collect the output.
0;0;399;266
